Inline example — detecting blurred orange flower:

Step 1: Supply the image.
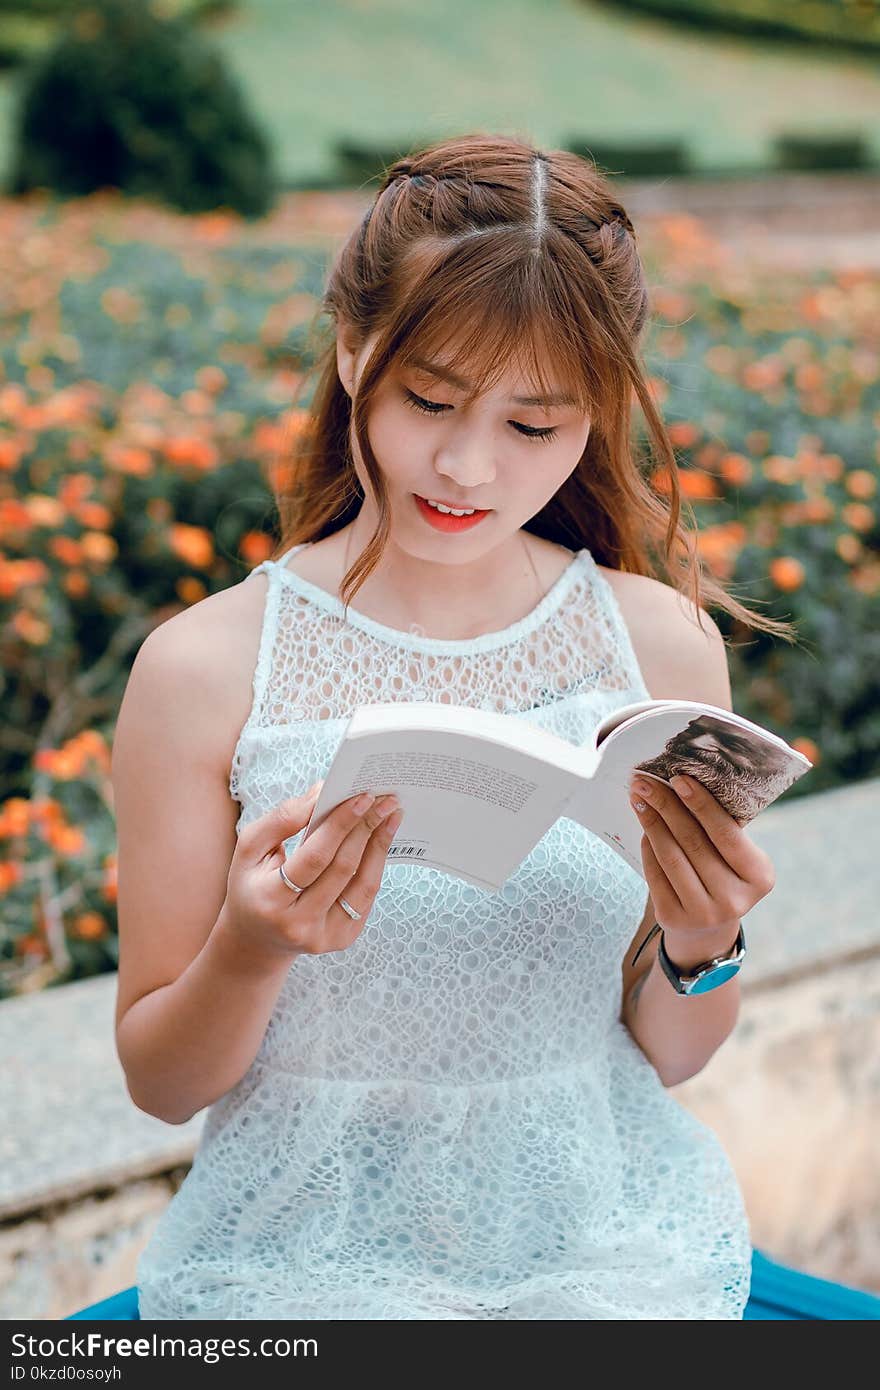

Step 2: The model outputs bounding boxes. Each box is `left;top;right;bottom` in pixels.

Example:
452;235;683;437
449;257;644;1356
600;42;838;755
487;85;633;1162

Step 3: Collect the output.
763;455;799;485
668;421;701;448
196;365;228;394
0;860;23;892
169;523;214;569
162;436;219;471
176;576;207;605
719;453;752;485
0;798;30;836
679;470;719;500
791;737;820;766
769;557;806;591
840;503;874;532
240;531;276;566
72;913;107;941
836;533;862;564
845;470;876;499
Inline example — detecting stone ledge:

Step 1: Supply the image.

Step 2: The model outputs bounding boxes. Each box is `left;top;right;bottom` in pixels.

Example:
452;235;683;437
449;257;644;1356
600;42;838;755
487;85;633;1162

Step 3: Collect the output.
673;953;880;1296
1;778;878;1226
0;973;204;1223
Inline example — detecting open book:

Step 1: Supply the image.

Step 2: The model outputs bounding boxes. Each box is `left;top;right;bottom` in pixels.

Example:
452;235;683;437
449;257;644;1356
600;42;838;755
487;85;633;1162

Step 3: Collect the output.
301;698;813;893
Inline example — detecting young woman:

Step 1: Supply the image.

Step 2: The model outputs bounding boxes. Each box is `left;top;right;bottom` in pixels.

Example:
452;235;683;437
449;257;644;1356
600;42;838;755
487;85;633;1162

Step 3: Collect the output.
112;133;799;1319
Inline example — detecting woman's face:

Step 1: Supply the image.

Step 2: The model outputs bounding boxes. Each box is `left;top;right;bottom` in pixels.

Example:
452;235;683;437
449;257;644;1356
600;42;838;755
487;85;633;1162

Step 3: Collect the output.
337;327;592;545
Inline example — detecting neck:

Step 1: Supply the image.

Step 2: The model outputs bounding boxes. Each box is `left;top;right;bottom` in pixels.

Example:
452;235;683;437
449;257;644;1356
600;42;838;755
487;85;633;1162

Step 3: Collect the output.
337;510;547;639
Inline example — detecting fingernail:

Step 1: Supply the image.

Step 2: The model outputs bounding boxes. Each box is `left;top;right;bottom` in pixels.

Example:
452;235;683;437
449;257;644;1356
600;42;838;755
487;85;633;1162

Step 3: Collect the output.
353;793;375;814
672;776;692;798
631;779;651;797
375;796;401;819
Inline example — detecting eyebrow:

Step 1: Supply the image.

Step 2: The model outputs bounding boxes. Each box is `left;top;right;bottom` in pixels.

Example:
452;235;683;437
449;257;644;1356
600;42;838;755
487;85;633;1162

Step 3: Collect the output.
408;356;577;408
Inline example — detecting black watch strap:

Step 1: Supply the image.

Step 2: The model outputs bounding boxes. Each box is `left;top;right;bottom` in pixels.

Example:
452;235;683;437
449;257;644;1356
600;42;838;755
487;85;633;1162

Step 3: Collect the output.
659;923;746;994
630;921;746;995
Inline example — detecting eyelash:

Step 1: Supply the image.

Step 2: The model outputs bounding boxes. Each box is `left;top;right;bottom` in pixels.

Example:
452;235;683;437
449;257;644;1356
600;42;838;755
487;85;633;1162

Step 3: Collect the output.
403;389;559;444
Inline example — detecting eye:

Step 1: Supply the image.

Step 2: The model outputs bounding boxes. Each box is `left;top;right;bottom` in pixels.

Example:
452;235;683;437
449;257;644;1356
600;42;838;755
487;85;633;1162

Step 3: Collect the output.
403;389;559;445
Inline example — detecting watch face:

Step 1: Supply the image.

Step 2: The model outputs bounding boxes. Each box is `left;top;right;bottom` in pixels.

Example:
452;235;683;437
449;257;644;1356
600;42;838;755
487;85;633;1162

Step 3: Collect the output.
686;962;742;995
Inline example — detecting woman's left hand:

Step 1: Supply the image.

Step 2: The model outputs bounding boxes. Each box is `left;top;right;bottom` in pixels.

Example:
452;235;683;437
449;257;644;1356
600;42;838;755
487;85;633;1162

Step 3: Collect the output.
629;773;776;951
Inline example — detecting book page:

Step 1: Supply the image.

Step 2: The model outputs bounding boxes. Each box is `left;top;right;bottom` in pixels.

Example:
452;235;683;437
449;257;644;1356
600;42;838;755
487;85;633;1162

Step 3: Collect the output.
564;705;812;879
300;724;584;893
595;697;798;753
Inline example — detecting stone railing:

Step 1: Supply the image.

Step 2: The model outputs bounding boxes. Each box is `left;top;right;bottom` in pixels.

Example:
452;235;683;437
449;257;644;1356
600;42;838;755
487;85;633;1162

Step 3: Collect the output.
2;778;878;1318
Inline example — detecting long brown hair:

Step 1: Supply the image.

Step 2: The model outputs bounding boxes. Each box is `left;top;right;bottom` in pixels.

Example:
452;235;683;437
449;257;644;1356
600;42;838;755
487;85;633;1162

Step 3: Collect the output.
268;131;798;646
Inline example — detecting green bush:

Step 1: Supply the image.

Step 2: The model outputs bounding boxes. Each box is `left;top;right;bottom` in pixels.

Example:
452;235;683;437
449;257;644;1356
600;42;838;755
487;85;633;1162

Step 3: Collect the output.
597;0;880;53
0;15;56;69
771;132;873;172
6;0;277;218
564;138;693;177
0;1;232;71
333;138;433;189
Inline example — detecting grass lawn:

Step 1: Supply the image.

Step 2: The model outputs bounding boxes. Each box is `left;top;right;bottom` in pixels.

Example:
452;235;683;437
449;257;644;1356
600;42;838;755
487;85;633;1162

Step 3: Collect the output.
1;0;879;186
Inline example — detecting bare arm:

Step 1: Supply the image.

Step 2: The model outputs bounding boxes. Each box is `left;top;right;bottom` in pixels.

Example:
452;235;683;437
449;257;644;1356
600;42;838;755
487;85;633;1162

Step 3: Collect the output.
618;581;748;1088
621;919;741;1089
111;604;300;1125
117;908;297;1125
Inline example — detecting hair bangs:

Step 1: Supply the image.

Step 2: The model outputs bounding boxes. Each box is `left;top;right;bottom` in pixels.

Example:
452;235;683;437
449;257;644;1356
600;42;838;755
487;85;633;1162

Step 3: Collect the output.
390;238;596;417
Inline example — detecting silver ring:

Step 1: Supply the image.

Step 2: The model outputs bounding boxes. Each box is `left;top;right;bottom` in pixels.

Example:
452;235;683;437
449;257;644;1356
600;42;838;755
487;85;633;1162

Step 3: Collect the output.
338;897;362;921
278;863;305;894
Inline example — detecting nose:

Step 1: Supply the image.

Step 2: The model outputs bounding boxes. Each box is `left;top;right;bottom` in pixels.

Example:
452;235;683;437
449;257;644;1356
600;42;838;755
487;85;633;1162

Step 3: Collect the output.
433;427;498;494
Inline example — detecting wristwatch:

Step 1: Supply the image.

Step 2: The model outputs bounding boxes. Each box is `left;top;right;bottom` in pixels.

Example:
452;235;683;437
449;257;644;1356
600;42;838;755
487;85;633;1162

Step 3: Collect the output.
632;922;747;996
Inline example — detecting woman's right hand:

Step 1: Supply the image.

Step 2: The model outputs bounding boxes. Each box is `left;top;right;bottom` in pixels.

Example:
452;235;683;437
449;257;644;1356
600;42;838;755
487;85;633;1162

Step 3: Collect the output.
218;782;403;962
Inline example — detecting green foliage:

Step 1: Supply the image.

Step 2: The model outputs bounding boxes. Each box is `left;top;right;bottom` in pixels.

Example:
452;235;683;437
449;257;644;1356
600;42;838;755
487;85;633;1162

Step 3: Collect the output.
6;0;277;218
333;136;697;187
333;139;434;190
771;133;872;171
0;0;229;70
0;0;225;12
0;14;56;69
598;0;880;53
565;139;693;178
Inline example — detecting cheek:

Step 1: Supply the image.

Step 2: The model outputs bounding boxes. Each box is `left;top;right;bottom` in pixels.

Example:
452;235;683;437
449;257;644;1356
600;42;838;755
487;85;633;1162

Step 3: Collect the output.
360;401;417;477
529;450;582;503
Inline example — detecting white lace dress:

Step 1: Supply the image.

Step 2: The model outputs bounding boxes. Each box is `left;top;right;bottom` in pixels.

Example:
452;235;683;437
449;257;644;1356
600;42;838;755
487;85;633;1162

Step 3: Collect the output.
136;541;752;1320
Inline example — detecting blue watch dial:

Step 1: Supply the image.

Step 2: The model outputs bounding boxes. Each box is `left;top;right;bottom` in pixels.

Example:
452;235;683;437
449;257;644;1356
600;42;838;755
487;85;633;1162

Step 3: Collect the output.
658;924;746;995
686;961;743;994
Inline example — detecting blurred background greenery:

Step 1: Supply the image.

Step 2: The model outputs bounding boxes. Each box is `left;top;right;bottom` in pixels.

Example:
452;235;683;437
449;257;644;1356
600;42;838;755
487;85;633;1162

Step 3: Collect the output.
0;0;878;996
0;0;878;193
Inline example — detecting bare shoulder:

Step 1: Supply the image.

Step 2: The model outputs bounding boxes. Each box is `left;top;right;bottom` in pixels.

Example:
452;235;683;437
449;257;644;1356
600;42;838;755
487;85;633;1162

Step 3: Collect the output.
595;563;731;707
145;569;270;787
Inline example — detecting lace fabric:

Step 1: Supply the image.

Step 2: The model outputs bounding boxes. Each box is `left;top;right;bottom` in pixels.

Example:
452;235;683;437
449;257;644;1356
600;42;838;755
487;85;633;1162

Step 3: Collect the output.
136;542;752;1319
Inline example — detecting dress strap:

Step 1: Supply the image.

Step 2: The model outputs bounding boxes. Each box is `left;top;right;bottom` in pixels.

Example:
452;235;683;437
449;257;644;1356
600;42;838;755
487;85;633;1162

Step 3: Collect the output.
584;555;652;700
249;543;301;579
240;544;310;730
241;551;290;731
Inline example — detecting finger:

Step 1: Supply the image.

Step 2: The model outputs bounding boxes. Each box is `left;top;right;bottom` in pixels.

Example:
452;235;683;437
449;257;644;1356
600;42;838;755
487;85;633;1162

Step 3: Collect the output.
631;790;715;920
284;796;399;910
283;791;383;887
632;775;741;903
641;833;683;926
325;807;404;931
244;784;322;865
668;775;770;885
